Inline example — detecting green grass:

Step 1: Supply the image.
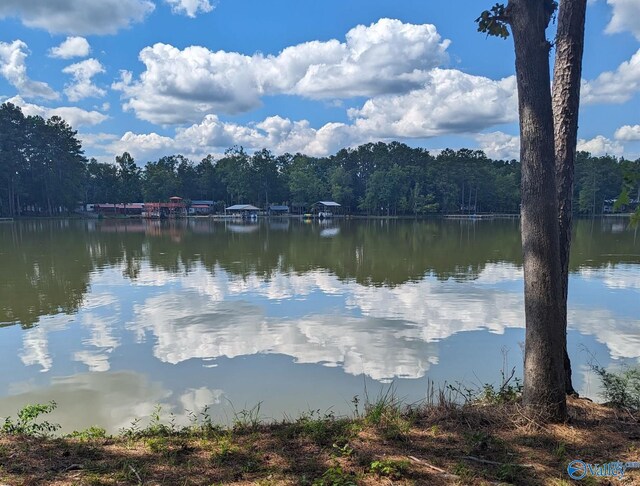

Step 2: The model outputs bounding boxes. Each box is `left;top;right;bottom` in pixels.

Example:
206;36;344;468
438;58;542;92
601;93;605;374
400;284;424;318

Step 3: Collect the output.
1;390;638;486
363;385;413;441
370;458;410;478
67;426;108;441
312;465;357;486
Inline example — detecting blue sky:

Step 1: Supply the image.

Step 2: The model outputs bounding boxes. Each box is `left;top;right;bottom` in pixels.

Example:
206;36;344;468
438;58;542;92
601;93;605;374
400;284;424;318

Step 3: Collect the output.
1;0;639;164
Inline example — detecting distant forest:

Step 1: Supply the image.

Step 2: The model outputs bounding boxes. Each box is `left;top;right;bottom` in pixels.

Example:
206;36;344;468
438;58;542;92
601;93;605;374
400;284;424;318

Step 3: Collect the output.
1;102;639;217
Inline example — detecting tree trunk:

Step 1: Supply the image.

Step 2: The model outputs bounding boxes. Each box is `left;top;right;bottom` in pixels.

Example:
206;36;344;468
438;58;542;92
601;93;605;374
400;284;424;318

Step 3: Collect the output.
510;0;567;421
45;179;53;216
8;176;15;217
552;0;587;396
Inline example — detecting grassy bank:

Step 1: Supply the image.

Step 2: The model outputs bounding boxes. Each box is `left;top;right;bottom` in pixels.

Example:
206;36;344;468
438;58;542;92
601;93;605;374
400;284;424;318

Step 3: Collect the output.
1;394;639;485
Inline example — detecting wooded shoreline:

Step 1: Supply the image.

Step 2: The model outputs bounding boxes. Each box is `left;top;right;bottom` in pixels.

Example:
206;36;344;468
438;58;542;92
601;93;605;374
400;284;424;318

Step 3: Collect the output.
3;103;639;220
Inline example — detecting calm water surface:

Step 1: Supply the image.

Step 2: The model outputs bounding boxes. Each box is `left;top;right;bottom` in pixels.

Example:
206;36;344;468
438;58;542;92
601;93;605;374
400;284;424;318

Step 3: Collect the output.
0;218;638;432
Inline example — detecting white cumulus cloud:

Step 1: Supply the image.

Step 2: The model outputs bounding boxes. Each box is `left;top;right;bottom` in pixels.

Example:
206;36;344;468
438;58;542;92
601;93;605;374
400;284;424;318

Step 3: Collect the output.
62;58;106;101
0;40;58;100
475;132;520;160
166;0;214;17
605;0;640;40
108;132;176;162
104;67;518;161
582;48;640;104
113;19;451;124
347;70;517;138
0;0;155;35
175;114;354;158
49;36;91;59
614;124;640;141
577;135;624;156
6;95;108;128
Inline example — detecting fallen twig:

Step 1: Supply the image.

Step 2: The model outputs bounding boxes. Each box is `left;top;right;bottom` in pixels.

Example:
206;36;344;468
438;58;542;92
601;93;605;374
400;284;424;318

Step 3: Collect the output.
129;464;143;485
461;455;535;468
409;456;508;486
408;455;447;474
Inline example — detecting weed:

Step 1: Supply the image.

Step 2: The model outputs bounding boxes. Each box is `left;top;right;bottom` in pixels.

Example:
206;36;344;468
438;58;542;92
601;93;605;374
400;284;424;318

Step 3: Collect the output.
364;386;401;426
146;436;192;465
496;463;524;482
312;465;357;486
452;462;474;480
80;472;111;486
554;441;567;459
447;381;476;403
548;480;571;486
332;441;354;457
477;376;523;404
448;349;523;405
370;458;410;478
185;405;224;439
231;402;263;432
456;366;523;405
593;365;640;411
2;401;60;437
364;386;412;441
464;430;490;453
68;426;108;441
241;454;262;473
294;409;353;447
143;404;176;436
147;436;170;454
211;433;239;464
463;430;507;456
116;460;144;484
568;474;598;486
351;395;360;418
120;417;142;438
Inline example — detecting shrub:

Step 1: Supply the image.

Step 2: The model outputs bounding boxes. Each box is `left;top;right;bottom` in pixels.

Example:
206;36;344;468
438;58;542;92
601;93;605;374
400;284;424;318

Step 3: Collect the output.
370;458;410;478
593;365;640;411
2;401;60;437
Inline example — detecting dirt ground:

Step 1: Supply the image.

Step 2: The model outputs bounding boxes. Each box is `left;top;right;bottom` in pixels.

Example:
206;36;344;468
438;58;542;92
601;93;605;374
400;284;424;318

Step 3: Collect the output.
1;397;639;485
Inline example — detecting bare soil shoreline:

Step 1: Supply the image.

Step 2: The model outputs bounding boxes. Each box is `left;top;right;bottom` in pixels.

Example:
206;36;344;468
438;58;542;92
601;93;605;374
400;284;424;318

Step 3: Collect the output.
1;397;638;485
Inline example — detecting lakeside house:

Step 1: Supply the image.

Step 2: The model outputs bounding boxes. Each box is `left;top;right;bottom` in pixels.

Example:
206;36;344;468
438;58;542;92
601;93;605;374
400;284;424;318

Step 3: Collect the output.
225;204;260;219
603;198;639;214
312;201;341;218
92;203;145;215
142;197;187;219
189;200;215;215
268;205;290;216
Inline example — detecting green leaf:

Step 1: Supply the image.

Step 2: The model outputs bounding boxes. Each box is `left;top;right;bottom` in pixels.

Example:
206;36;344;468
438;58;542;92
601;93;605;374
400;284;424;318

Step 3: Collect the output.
476;3;510;39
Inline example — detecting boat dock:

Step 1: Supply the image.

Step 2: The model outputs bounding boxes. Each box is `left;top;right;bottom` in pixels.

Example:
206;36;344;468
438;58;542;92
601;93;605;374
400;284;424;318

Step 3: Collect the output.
443;214;520;220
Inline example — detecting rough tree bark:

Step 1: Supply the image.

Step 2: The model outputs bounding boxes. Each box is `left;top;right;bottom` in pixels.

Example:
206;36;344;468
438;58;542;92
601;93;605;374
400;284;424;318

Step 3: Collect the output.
510;0;567;421
552;0;587;396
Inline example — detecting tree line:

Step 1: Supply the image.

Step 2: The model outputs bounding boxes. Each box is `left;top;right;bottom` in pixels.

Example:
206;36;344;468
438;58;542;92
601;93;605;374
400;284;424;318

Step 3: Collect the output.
1;102;638;217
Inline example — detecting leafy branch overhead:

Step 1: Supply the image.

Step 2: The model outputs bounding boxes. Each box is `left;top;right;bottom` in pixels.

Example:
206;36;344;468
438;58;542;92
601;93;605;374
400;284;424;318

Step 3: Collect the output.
476;4;510;39
475;1;558;39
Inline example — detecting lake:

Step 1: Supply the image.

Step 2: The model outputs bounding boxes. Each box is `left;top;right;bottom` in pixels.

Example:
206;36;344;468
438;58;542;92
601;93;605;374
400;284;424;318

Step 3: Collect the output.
0;217;638;433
